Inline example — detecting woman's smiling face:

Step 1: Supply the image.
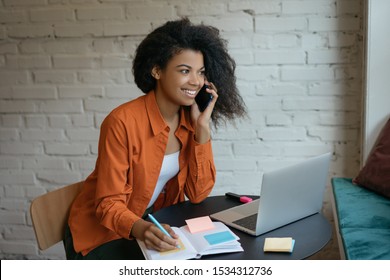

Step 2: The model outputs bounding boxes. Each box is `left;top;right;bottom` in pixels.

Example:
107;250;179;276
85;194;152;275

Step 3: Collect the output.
153;49;206;111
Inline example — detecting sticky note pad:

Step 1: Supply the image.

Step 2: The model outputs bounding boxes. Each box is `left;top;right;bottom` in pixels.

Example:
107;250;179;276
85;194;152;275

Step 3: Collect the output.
204;231;236;245
263;237;295;253
185;216;215;234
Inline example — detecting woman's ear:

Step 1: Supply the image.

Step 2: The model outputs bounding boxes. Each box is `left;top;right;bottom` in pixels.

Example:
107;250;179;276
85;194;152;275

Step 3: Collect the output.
151;66;160;79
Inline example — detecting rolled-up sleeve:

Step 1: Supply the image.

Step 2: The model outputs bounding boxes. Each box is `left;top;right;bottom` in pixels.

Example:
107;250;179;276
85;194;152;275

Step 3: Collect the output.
185;137;216;203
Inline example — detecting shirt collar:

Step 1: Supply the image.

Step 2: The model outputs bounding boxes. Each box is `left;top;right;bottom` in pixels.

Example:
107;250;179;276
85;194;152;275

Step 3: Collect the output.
145;91;194;136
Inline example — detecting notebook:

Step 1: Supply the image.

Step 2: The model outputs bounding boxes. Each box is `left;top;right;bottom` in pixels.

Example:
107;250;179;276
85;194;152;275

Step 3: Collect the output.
136;221;243;260
210;153;331;236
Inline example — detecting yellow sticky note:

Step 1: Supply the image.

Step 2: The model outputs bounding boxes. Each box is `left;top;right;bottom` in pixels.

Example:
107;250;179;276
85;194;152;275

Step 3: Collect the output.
263;237;294;253
185;216;215;234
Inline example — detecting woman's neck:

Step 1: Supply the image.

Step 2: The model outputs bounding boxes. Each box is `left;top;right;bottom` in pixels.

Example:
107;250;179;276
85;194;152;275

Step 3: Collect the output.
154;91;180;123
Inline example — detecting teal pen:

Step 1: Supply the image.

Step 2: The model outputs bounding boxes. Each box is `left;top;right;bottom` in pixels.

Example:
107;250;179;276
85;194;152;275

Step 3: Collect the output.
148;214;180;248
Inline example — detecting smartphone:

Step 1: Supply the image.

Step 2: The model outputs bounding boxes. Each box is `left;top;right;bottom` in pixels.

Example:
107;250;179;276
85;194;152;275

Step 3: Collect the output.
195;84;213;112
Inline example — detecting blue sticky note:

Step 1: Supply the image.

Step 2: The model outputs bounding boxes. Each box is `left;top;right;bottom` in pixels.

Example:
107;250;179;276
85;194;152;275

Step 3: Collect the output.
291;239;296;252
204;231;235;245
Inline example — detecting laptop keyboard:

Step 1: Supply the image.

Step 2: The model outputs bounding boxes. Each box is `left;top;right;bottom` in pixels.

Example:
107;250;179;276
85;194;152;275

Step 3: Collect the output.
232;214;258;231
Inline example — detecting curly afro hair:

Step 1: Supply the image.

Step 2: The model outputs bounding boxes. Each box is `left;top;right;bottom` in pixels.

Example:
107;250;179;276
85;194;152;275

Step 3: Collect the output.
132;18;247;128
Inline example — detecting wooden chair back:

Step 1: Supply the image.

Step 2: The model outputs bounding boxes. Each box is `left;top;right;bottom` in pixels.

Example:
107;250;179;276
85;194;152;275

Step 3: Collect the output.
30;181;83;250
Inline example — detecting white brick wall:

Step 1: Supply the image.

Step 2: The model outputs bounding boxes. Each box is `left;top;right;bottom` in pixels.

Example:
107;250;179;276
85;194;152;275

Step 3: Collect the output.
0;0;363;259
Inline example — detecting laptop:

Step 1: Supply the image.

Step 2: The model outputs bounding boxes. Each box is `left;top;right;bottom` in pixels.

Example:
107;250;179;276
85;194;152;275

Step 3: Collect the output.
210;152;331;236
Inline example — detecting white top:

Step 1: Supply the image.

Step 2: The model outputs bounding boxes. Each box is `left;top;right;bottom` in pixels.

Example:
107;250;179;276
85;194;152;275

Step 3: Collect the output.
147;151;180;208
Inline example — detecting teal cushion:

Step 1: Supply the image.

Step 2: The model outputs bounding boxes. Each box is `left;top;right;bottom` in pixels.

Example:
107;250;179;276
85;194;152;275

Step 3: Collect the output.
332;178;390;228
341;228;390;260
332;177;390;260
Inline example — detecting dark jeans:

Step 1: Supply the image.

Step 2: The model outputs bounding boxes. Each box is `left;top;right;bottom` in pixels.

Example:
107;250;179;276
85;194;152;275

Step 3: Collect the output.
64;206;153;260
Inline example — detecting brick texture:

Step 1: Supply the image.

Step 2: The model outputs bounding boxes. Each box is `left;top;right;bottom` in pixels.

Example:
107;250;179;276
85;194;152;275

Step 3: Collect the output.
0;0;363;259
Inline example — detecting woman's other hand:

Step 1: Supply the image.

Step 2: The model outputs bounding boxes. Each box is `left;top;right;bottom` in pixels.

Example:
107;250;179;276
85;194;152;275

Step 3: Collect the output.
131;219;180;251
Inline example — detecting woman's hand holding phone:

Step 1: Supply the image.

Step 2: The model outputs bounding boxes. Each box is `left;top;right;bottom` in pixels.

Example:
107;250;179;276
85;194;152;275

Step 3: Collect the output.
191;81;218;144
195;84;213;112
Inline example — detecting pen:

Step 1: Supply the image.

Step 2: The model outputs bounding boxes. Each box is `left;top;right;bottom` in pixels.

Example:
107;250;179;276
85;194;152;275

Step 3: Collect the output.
148;214;180;248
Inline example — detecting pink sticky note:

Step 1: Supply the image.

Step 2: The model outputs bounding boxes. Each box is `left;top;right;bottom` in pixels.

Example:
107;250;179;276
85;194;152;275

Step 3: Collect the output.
185;216;215;234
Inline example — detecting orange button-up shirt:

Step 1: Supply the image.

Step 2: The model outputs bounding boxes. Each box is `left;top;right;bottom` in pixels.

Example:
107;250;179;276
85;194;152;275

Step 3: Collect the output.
68;91;216;256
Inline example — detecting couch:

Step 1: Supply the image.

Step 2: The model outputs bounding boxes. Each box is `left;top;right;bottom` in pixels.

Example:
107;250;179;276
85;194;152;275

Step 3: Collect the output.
331;177;390;259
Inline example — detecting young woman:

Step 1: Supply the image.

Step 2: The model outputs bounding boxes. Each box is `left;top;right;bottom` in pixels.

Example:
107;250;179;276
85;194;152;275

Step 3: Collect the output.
66;18;247;259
